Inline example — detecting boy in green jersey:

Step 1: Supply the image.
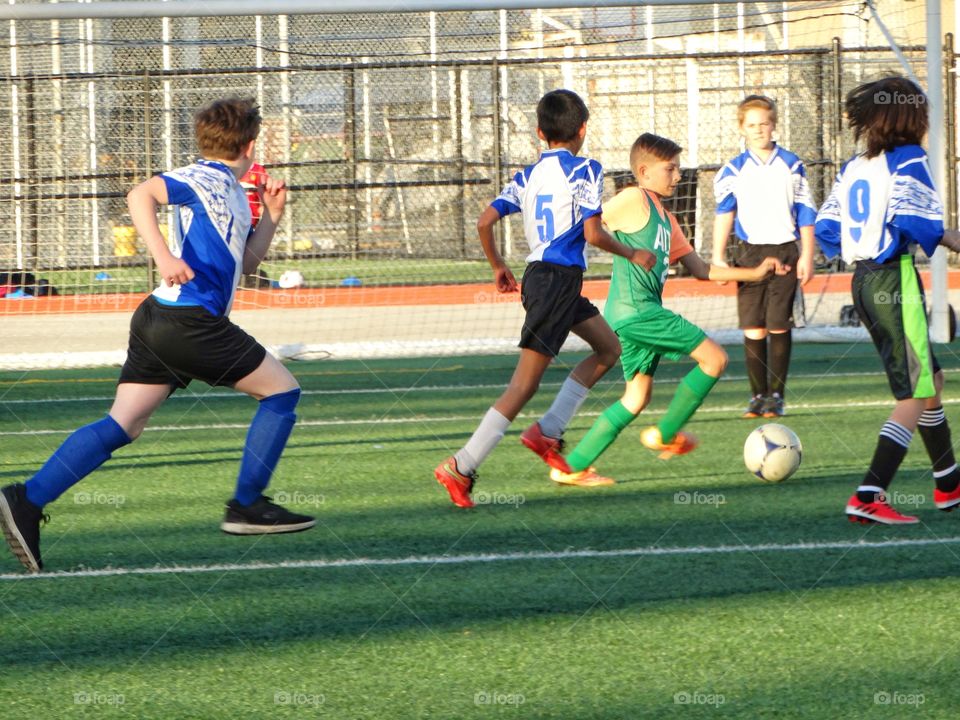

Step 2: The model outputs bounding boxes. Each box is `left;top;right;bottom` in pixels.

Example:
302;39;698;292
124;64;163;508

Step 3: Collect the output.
551;133;788;486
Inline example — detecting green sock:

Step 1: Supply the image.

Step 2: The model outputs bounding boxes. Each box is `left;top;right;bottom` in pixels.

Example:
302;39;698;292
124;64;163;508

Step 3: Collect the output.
567;401;638;471
657;366;719;442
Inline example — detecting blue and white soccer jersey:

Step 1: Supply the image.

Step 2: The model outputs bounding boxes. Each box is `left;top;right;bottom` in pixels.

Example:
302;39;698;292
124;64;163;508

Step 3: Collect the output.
153;159;253;317
714;144;817;244
815;145;943;264
490;148;602;269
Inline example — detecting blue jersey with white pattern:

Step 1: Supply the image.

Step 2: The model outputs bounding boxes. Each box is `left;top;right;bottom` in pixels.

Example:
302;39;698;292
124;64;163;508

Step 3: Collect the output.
815;145;943;264
490;148;603;270
714;144;817;245
152;159;252;317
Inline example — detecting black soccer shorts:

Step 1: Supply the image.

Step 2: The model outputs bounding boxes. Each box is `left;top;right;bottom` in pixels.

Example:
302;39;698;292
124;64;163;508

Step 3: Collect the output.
119;296;267;389
519;261;600;357
734;241;800;331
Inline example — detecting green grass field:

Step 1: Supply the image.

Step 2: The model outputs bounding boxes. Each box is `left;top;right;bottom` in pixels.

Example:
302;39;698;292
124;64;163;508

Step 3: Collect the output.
2;343;960;718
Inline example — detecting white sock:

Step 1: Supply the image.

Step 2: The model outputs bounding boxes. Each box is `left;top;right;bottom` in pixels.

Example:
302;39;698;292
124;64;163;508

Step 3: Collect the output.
538;377;589;439
455;407;511;475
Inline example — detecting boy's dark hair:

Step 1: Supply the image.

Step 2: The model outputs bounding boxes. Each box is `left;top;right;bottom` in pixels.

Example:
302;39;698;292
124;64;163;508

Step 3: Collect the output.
845;76;928;158
630;133;683;176
536;89;589;143
194;97;262;160
737;94;778;126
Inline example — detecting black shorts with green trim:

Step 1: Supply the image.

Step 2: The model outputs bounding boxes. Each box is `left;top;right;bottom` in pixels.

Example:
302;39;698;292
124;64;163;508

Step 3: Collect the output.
519;261;600;357
119;296;267;390
852;255;940;400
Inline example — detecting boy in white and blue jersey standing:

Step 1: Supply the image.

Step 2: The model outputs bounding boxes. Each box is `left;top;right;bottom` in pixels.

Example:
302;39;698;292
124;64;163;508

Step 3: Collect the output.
713;95;817;418
816;76;960;524
0;98;314;573
434;89;656;508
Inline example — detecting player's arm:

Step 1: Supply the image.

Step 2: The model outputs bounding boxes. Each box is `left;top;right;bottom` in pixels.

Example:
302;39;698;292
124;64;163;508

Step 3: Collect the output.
941;229;960;253
797;225;815;285
243;174;287;274
127;175;195;286
678;250;786;282
584;216;656;269
477;205;517;293
711;212;735;268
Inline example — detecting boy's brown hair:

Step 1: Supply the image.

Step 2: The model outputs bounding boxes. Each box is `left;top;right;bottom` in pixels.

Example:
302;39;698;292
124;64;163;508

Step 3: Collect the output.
845;76;928;158
737;95;778;126
194;97;262;160
630;133;682;179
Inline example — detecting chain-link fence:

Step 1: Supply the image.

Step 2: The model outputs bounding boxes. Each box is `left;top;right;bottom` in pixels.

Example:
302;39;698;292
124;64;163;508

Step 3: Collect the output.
0;5;950;296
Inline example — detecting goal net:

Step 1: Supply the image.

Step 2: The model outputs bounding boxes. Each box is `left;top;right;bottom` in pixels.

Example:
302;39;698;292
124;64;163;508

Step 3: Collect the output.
0;1;952;369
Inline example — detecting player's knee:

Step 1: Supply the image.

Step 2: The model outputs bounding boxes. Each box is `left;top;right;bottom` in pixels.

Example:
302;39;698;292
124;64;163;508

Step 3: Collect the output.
261;387;301;419
699;343;728;377
597;338;622;367
934;369;945;396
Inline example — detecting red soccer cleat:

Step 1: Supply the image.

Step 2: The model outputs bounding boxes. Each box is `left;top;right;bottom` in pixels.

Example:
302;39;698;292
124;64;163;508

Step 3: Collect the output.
845;493;919;525
934;483;960;512
640;427;699;460
520;422;572;473
434;457;476;508
549;467;616;487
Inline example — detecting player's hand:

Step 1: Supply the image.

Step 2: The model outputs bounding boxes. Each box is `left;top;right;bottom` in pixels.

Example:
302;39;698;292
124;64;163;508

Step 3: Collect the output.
754;257;788;279
631;248;656;270
494;265;518;294
713;258;729;286
797;252;814;286
157;256;194;286
258;174;287;220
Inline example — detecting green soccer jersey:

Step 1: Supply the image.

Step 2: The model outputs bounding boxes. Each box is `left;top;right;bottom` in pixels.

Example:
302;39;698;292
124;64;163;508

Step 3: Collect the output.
604;190;674;329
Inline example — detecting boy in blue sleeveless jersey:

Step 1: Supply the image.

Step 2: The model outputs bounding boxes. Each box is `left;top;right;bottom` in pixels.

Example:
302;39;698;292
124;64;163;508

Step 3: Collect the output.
434;89;656;508
816;76;960;524
713;95;817;418
0;98;314;573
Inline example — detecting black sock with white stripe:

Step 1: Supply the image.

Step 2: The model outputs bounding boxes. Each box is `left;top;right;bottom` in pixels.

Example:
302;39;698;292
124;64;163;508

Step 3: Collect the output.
917;406;960;493
857;421;912;503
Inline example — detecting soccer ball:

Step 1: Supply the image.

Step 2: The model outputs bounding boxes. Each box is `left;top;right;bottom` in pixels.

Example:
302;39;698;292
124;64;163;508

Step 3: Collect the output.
278;270;305;289
743;423;802;483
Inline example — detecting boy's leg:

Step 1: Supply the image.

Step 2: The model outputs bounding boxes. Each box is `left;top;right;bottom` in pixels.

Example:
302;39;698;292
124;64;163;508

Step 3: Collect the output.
223;354;314;534
742;330;768;417
763;253;798;416
564;374;650;474
534;314;620;441
0;382;168;573
916;371;960;508
654;339;725;445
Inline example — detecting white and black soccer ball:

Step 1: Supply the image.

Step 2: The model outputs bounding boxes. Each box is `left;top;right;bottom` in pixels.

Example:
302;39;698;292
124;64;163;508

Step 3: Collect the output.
743;423;802;483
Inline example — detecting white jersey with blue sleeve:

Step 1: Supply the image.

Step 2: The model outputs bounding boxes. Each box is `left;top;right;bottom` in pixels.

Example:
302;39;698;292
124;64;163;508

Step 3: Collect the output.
714;144;817;245
815;145;943;264
152;159;252;317
489;148;602;269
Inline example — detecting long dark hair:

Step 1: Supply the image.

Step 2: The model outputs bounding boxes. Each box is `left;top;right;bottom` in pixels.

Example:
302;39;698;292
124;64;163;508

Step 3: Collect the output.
845;76;928;158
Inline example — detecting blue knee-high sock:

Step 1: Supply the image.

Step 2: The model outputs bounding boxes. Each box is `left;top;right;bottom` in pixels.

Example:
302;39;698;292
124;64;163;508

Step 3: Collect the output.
25;415;132;508
234;388;300;506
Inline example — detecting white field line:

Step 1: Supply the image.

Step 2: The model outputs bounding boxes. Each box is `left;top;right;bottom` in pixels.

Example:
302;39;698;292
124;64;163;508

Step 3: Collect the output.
0;369;901;406
2;395;956;437
2;536;958;582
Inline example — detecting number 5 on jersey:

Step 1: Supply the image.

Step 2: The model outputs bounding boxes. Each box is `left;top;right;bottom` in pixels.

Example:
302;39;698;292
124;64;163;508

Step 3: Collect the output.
535;194;554;242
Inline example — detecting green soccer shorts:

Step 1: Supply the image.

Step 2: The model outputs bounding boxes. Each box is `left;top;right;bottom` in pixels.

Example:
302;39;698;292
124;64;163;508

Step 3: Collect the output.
612;302;707;381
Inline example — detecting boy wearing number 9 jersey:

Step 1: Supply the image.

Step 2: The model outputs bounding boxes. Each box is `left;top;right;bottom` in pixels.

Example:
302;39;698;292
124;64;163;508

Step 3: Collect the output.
816;76;960;524
434;89;656;508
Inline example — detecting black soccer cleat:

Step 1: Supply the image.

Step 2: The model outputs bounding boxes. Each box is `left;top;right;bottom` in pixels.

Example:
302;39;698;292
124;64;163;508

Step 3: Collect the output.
0;483;49;573
762;394;786;418
221;495;316;535
743;395;766;418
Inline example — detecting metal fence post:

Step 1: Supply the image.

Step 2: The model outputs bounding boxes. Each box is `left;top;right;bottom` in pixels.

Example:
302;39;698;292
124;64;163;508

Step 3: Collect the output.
454;65;465;256
344;59;360;257
25;76;39;275
830;37;842;174
492;58;502;256
945;32;957;232
143;70;156;288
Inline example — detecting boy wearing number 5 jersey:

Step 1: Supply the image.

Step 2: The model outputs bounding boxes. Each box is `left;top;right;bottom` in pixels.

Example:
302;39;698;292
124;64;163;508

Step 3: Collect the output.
434;89;656;508
816;76;960;525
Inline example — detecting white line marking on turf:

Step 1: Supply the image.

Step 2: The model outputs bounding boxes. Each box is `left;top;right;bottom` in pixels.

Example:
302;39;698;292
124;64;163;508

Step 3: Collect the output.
3;396;960;436
0;369;898;405
3;536;958;581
